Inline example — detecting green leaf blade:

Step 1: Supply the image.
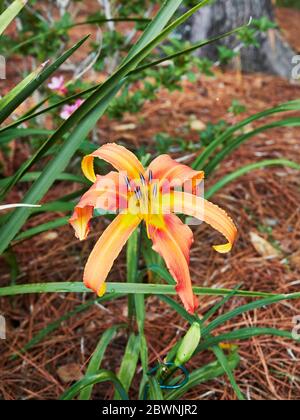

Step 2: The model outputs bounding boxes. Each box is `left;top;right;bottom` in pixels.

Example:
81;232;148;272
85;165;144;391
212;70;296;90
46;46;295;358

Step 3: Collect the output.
0;0;27;35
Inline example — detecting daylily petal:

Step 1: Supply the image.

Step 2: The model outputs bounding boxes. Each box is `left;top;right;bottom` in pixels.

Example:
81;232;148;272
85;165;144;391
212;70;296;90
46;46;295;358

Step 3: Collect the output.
82;143;145;182
69;206;94;242
148;214;198;314
168;191;237;253
69;172;128;240
147;154;204;191
83;214;141;296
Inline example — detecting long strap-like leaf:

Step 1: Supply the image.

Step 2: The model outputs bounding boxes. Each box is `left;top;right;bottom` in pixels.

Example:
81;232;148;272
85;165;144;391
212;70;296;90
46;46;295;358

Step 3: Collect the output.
0;0;27;36
193;100;300;170
0;36;89;125
1;282;299;300
60;370;129;400
79;326;124;400
206;159;300;199
205;117;300;175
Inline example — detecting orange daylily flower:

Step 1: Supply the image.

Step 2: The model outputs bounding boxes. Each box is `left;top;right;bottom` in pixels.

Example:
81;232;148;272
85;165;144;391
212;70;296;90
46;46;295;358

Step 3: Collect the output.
70;143;237;314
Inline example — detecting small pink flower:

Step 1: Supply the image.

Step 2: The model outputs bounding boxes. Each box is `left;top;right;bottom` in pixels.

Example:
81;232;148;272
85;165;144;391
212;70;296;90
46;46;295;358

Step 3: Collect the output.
60;99;84;120
48;76;67;95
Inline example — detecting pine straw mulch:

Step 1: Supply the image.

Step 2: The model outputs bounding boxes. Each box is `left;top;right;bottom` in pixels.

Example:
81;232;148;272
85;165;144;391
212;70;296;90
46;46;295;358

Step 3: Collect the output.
0;71;300;400
276;7;300;52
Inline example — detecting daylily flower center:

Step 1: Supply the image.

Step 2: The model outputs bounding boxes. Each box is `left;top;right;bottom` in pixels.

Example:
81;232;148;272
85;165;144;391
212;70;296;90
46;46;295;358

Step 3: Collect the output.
134;174;157;214
126;171;164;230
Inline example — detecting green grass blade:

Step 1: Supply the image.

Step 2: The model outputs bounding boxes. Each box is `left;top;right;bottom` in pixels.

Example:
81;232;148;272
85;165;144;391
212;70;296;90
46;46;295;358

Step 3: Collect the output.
203;294;300;336
147;264;176;285
135;293;149;378
198;327;299;351
3;249;19;286
26;201;73;213
2;282;300;298
212;345;245;400
127;228;140;320
60;370;129;400
0;128;53;145
123;0;184;63
0;172;87;189
12;217;69;242
0;67;44;113
0;0;27;35
79;325;124;400
205;117;300;175
193;100;300;170
158;295;197;324
114;333;141;399
147;377;164;400
206;159;300;199
201;285;242;324
0;88;98;134
0;36;89;125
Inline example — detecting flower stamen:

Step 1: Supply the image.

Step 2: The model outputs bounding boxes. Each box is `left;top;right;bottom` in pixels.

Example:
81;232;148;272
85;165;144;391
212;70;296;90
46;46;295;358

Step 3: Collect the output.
124;175;131;191
140;173;146;186
135;186;142;200
149;170;153;183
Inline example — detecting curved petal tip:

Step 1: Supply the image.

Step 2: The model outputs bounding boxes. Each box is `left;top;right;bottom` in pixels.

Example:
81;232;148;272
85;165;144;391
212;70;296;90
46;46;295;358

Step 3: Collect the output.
97;283;107;297
69;206;93;241
82;155;97;183
213;243;233;254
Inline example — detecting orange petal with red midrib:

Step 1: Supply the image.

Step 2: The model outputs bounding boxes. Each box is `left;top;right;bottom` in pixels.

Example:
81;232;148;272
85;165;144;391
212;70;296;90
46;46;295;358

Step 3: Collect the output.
148;214;198;314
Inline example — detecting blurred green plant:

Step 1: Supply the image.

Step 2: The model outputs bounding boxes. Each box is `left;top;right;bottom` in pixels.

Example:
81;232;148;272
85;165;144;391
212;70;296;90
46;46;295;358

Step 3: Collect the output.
228;99;247;116
276;0;300;9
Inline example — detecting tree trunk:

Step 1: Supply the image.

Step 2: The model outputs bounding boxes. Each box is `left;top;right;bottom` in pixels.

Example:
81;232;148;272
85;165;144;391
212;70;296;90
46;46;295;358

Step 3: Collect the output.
184;0;295;78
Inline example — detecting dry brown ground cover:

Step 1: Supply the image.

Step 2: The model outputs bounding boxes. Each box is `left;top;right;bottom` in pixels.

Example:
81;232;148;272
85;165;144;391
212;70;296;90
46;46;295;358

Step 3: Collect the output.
276;7;300;52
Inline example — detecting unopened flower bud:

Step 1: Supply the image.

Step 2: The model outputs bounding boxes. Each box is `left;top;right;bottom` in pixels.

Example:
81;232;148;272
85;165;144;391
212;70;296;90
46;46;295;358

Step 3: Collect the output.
174;322;201;366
